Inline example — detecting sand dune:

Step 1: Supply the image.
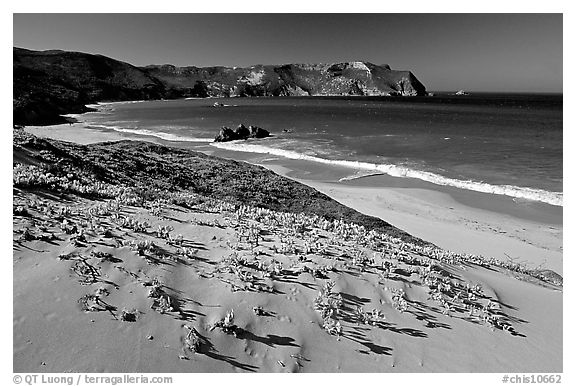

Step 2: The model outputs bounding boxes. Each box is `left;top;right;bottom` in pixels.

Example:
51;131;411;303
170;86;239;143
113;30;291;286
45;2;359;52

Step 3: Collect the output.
13;185;562;372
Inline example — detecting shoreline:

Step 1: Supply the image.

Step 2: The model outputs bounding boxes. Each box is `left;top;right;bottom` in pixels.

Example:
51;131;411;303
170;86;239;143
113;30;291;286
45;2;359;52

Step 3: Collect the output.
27;99;563;208
24;122;564;212
24;124;563;274
266;164;563;274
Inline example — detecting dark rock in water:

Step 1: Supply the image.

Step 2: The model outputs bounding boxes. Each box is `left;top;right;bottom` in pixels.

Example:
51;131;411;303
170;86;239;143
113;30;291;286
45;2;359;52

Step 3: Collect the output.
248;125;270;139
214;124;271;142
234;124;251;139
214;127;238;142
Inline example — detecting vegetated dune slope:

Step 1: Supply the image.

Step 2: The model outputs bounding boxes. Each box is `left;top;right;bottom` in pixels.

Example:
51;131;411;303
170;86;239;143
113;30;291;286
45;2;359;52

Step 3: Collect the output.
13;131;562;373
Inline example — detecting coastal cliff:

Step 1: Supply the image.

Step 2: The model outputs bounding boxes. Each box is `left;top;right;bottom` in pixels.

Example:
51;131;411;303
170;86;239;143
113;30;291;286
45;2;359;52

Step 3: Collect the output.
144;61;427;98
14;47;427;125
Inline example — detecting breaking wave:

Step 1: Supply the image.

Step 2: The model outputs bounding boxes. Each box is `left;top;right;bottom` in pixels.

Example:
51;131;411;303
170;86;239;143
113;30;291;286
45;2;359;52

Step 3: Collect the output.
211;141;563;206
87;124;213;143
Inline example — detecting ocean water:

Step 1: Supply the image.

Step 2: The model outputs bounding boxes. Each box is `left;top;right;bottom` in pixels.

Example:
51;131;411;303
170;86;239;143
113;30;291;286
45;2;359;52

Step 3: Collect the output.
73;94;563;206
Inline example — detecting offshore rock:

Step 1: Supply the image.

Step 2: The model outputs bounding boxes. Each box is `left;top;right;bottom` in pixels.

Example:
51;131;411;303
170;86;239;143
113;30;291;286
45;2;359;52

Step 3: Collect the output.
234;124;251;139
214;127;238;142
248;125;270;139
214;124;270;142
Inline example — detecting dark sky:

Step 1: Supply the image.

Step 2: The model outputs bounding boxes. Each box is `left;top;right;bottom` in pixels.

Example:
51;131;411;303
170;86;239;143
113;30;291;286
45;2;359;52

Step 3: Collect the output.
13;13;563;92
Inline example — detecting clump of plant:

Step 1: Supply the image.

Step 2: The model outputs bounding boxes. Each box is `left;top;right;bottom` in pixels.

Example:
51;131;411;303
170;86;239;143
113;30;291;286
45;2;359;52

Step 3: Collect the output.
70;228;87;245
152;294;174;314
71;259;100;285
477;301;514;333
176;247;198;259
168;234;184;246
120;308;139;322
264;259;283;278
118;216;149;233
213;309;239;335
58;252;80;261
145;278;175;314
58;205;73;218
322;318;343;337
355;307;386;326
218;252;250;273
352;250;373;270
60;219;78;234
124;239;156;256
303;265;329;279
146;278;163;297
380;260;396;278
390;288;409;313
91;250;115;263
87;200;121;217
13;205;28;216
149;201;164;217
78;294;103;312
314;281;344;337
18;228;37;242
253;306;265;316
157;225;174;240
95;287;110;298
38;232;57;242
184;325;202;353
314;281;342;318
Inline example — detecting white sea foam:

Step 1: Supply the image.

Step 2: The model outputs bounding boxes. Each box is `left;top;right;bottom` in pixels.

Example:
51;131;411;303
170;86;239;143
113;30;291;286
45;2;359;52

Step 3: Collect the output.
338;171;385;182
87;124;213;143
211;141;563;206
93;100;147;106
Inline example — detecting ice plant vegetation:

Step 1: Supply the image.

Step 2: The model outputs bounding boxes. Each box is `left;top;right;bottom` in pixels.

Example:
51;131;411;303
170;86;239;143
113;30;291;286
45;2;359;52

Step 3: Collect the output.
314;281;344;337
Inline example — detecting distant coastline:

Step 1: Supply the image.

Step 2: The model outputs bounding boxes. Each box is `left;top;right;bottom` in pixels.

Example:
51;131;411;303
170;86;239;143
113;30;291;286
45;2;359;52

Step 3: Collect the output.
14;47;427;126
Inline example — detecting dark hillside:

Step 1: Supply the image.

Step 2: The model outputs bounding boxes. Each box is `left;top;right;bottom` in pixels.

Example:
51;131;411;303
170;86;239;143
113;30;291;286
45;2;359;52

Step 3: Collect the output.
13;48;165;125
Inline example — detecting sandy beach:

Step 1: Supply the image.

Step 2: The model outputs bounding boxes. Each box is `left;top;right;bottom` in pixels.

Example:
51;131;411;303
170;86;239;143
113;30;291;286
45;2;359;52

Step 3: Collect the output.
14;127;563;373
257;162;563;275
